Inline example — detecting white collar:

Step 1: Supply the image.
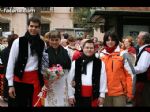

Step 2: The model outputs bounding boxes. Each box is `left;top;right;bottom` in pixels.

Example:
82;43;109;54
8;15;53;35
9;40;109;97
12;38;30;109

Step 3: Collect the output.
139;44;150;53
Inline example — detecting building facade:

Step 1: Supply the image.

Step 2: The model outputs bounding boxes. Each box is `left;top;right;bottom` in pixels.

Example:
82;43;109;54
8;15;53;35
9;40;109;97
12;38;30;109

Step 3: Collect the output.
0;7;76;37
89;7;150;42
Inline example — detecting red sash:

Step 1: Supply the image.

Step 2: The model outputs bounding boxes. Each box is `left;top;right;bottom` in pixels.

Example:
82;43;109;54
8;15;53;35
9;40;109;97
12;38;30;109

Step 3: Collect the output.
81;85;92;97
14;70;41;107
81;85;98;107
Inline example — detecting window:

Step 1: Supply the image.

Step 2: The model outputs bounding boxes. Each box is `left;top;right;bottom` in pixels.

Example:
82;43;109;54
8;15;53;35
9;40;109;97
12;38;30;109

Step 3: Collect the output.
0;23;9;32
41;24;49;36
41;7;54;11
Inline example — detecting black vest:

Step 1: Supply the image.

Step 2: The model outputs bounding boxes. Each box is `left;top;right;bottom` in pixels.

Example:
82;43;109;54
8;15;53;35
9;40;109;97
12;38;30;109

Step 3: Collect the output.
74;56;102;100
14;36;45;87
47;46;71;70
135;45;150;82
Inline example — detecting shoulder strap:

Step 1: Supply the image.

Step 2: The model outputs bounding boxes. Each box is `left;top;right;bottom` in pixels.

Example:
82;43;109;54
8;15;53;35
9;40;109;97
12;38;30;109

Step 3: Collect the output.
135;45;150;66
123;53;135;74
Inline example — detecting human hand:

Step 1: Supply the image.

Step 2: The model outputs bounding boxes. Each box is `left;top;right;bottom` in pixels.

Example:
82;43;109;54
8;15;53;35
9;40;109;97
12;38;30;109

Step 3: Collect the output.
98;97;104;106
68;98;76;106
71;81;76;87
127;97;132;103
9;86;16;98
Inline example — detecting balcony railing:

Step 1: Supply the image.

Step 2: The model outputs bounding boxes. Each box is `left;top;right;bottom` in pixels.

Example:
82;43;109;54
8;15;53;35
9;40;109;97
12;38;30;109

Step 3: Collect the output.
41;7;54;12
90;7;106;13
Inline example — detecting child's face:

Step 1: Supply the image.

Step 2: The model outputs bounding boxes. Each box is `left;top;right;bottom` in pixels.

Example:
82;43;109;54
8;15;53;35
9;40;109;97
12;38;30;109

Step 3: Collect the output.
2;38;8;45
83;43;95;57
49;37;61;49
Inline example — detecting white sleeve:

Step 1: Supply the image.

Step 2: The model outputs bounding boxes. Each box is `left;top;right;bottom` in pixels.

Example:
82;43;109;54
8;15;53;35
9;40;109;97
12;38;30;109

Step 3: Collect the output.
6;38;19;86
124;56;134;79
99;61;107;98
121;52;134;78
41;48;49;74
134;51;150;74
66;47;72;61
67;61;75;98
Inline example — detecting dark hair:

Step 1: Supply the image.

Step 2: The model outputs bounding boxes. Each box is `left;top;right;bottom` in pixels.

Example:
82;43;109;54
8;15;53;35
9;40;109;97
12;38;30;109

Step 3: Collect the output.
63;33;69;39
103;32;119;46
67;36;76;42
76;37;83;41
0;37;6;40
83;39;94;48
49;30;61;39
7;34;18;48
27;16;41;27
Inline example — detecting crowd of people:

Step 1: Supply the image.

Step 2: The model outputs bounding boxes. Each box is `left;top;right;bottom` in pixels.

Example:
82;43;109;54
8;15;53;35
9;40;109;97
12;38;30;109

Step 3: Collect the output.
0;16;150;107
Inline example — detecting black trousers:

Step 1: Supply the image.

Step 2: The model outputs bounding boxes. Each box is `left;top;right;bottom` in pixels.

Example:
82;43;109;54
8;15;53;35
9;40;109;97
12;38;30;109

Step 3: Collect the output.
75;97;92;107
134;81;150;106
8;81;34;107
8;96;17;107
3;77;8;99
141;82;150;106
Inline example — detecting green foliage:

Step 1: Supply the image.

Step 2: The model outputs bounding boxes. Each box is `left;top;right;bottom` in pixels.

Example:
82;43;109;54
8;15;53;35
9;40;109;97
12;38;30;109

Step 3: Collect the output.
73;7;100;31
73;7;91;28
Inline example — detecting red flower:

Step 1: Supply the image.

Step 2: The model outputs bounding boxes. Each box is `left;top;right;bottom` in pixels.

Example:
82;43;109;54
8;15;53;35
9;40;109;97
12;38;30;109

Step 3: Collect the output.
42;90;47;98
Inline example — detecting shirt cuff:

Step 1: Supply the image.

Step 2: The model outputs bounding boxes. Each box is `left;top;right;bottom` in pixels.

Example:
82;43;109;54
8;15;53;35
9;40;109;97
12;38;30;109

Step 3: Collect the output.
68;95;75;99
99;92;105;98
8;80;13;86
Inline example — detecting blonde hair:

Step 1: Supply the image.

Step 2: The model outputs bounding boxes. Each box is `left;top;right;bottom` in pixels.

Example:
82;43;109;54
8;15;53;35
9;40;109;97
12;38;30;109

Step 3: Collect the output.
44;32;50;41
124;36;134;46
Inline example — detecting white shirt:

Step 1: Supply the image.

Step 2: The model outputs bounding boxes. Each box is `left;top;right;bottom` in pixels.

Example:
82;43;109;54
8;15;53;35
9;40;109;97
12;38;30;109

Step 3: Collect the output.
65;45;75;61
67;59;107;99
134;44;150;74
6;38;39;86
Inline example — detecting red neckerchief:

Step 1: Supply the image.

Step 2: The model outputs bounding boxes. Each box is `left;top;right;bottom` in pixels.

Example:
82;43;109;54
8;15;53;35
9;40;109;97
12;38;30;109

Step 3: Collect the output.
104;45;117;53
128;46;136;54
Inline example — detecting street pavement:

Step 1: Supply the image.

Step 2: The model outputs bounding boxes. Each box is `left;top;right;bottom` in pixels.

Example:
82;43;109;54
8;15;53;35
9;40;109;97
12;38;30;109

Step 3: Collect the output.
0;96;133;107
